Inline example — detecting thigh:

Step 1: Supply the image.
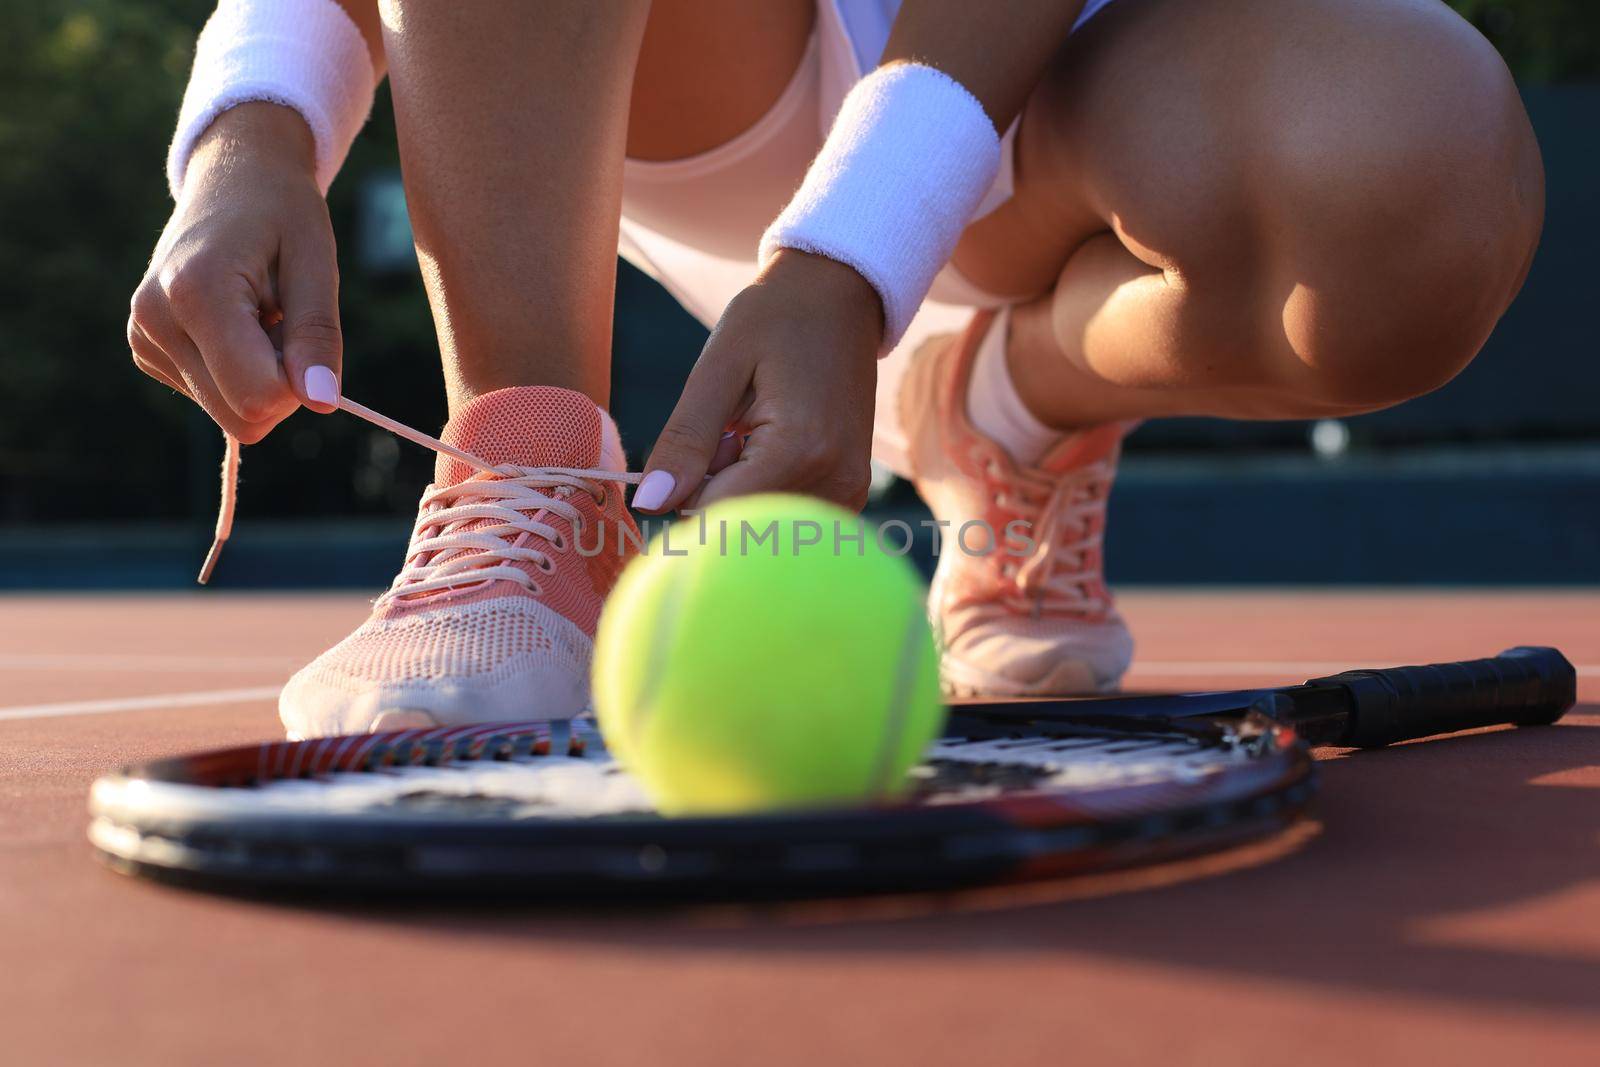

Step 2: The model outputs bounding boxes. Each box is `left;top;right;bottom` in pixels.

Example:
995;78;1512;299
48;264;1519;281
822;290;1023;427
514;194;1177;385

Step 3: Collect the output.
627;0;814;161
953;0;1536;301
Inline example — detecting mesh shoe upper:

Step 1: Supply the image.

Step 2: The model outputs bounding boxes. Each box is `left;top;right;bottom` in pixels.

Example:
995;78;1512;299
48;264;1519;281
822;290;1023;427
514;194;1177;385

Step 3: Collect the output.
279;386;640;738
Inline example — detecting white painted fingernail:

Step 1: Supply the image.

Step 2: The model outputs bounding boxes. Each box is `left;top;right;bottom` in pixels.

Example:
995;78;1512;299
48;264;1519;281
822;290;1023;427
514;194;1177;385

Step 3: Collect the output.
633;470;676;512
303;365;340;409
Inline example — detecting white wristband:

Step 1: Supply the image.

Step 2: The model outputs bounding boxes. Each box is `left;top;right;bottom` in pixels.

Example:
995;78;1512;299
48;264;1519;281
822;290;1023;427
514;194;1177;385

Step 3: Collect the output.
758;63;1002;353
167;0;377;200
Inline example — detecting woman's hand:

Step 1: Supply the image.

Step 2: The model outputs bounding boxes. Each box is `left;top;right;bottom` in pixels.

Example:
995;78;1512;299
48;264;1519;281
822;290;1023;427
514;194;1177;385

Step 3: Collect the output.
128;102;342;443
634;249;884;514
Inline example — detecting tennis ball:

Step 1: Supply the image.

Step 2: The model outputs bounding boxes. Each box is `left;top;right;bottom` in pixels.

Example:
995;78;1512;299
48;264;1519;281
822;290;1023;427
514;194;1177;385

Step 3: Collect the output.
593;493;944;815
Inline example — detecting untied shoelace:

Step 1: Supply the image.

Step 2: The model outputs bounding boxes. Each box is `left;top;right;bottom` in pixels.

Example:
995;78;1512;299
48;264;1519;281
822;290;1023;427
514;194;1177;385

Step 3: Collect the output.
198;399;643;591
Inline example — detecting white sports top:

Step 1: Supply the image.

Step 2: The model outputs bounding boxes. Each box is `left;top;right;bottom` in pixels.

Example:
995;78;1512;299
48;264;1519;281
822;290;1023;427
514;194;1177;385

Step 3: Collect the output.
620;0;1118;270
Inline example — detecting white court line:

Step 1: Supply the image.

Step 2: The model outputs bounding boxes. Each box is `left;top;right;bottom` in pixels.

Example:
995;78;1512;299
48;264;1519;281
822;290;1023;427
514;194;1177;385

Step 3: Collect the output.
0;652;298;674
1132;660;1599;678
0;687;280;723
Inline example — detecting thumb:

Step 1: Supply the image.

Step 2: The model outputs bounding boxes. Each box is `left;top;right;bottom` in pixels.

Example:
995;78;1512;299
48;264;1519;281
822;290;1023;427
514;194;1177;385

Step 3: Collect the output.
277;231;343;413
636;352;749;514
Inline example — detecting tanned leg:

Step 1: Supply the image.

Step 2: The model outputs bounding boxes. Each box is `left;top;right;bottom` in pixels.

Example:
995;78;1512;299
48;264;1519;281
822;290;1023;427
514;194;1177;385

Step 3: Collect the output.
951;0;1544;430
378;1;651;411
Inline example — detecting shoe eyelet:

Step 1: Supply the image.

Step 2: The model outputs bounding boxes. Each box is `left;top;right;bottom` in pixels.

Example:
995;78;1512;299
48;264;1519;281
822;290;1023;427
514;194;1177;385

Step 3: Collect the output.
594;487;608;507
550;534;568;553
537;559;556;575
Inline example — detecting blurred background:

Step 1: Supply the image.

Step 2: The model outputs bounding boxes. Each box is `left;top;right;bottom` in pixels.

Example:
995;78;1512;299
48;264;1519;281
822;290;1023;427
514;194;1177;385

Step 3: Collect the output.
0;0;1595;589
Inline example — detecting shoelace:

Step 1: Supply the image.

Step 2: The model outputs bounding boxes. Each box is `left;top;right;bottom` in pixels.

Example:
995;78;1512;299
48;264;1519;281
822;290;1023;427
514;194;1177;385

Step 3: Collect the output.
199;398;642;590
982;449;1113;617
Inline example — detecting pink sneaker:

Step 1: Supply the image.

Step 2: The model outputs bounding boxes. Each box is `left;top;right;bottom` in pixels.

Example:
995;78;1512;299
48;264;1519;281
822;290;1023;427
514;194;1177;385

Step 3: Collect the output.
898;310;1134;697
278;386;640;738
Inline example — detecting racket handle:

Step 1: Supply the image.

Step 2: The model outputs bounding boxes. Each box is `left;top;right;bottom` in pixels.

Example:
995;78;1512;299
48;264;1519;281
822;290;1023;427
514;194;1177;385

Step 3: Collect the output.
1307;646;1576;748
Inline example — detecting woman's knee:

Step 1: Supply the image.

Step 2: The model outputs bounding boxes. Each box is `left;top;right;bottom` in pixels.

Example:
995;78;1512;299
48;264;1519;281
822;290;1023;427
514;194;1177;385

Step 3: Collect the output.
1191;4;1545;410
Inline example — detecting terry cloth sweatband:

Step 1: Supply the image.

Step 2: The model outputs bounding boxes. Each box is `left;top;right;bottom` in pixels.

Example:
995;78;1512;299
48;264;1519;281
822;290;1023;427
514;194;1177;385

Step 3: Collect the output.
758;62;1002;354
167;0;377;200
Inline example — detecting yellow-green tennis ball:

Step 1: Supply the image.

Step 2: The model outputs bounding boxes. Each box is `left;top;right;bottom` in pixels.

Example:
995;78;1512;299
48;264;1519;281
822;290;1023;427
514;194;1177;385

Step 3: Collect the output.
593;493;944;815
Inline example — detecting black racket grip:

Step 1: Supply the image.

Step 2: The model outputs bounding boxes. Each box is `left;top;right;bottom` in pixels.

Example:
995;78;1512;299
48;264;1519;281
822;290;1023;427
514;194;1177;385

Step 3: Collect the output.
1306;646;1576;748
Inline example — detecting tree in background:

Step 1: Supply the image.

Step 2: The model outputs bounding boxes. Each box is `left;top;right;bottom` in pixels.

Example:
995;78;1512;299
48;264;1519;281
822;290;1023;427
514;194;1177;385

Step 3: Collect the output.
1453;0;1600;81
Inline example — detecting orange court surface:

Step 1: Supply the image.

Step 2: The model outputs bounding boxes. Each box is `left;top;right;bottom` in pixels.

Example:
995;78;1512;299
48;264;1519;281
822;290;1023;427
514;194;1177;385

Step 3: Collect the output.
2;589;1597;1065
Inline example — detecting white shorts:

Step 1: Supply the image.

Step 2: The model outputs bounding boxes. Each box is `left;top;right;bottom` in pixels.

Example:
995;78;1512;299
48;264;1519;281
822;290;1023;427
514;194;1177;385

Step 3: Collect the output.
617;0;1120;473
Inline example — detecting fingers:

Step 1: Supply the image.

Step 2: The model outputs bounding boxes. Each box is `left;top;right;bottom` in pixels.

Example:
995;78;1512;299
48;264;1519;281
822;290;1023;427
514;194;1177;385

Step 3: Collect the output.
142;251;298;432
695;425;871;513
128;278;281;443
638;267;878;515
674;432;746;511
128;159;343;444
636;353;752;514
126;319;189;396
276;228;343;412
708;431;744;475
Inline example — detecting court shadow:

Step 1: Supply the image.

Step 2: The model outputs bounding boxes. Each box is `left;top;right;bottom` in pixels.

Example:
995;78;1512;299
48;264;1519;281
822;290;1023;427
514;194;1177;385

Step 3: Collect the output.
326;708;1600;1017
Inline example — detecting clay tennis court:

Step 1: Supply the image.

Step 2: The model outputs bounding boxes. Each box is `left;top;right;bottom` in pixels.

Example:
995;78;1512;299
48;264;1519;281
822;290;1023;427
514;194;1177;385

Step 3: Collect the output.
3;589;1595;1065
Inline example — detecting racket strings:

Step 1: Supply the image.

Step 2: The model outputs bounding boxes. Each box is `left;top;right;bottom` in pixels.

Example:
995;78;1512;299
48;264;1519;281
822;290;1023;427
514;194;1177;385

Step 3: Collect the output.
227;720;1258;819
925;732;1244;794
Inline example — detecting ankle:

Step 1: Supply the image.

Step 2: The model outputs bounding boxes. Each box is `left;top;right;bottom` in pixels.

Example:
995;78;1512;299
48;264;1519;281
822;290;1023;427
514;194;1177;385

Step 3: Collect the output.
1005;300;1133;434
442;353;608;418
964;308;1063;466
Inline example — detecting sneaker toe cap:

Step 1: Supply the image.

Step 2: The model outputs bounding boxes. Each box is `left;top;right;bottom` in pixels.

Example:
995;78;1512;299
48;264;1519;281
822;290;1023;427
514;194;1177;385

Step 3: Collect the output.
942;613;1134;696
279;596;593;738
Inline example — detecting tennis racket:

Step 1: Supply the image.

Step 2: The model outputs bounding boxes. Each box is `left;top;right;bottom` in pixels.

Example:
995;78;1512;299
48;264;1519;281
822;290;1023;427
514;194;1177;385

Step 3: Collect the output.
88;646;1574;901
